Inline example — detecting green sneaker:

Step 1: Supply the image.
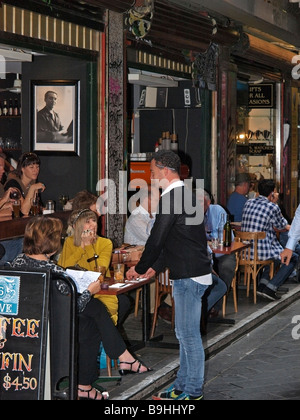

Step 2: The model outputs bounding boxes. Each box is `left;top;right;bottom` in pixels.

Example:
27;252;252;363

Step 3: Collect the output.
178;393;204;400
152;385;182;400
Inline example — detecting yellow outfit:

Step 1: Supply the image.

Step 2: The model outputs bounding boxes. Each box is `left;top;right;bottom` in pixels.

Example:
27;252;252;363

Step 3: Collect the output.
58;236;119;324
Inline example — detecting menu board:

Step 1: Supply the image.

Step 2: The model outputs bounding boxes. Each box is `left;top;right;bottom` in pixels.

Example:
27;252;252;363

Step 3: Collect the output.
0;269;50;400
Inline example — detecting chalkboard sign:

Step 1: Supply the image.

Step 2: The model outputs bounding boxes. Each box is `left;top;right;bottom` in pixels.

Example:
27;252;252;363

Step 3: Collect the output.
0;269;50;400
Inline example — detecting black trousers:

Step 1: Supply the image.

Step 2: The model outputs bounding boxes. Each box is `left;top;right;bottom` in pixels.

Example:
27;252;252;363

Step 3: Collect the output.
78;297;128;385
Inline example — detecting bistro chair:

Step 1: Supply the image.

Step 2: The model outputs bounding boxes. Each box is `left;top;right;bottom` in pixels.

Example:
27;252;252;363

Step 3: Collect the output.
234;231;274;304
134;287;142;317
106;355;119;377
150;268;175;339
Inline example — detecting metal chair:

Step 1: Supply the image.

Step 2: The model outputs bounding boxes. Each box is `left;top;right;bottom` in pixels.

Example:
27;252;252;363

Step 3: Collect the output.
150;268;175;339
234;231;274;304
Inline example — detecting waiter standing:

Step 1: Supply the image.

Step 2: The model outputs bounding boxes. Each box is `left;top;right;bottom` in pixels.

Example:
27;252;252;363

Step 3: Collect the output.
127;150;212;401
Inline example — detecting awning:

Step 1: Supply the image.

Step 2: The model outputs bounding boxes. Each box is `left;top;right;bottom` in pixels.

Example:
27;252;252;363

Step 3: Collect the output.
133;0;240;53
233;32;297;77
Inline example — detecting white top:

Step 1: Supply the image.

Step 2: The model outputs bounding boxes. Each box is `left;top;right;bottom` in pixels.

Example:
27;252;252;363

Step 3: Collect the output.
124;205;156;245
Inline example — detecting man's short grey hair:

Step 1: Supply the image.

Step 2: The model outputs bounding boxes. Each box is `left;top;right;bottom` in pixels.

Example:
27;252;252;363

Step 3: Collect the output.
195;188;210;202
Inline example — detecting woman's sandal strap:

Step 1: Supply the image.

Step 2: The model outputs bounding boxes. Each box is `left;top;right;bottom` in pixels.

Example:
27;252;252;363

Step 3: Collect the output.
120;359;137;369
78;386;105;400
135;361;143;373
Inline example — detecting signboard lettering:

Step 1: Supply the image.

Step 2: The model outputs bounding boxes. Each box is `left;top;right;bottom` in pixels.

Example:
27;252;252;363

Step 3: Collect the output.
248;84;274;108
0;270;50;400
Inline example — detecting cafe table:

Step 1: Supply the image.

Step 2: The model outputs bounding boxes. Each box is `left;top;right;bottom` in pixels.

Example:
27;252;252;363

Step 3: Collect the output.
209;239;250;255
97;275;154;351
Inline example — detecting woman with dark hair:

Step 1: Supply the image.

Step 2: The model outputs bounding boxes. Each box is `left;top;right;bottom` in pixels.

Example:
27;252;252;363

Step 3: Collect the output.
10;216;152;400
4;151;45;216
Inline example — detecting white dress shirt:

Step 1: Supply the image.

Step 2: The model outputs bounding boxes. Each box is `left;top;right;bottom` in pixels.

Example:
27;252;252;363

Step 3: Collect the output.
286;204;300;251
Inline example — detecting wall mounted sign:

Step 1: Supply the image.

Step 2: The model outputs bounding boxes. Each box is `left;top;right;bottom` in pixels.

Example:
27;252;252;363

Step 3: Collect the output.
0;269;50;400
249;143;275;155
248;84;275;108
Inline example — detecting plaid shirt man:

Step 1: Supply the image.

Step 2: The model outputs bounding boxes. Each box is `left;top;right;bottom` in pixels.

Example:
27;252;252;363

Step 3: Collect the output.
241;195;288;260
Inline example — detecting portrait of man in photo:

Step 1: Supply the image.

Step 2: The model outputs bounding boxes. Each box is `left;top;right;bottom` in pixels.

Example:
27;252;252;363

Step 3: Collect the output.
37;90;72;143
33;82;78;153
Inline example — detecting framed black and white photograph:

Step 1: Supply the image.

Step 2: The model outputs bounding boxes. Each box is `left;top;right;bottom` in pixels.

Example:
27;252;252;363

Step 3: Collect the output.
32;80;80;154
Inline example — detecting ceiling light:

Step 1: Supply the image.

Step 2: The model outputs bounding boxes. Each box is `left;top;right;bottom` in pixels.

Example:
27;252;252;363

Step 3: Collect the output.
9;74;22;93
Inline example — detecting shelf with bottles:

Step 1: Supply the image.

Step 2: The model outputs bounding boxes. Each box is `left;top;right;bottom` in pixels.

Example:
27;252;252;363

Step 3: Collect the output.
0;98;21;118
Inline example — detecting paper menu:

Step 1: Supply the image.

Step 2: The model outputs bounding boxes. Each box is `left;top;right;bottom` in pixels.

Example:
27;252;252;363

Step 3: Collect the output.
66;269;100;293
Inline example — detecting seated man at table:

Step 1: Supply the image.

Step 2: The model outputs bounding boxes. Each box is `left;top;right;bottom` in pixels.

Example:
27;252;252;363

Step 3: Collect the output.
124;186;173;323
196;188;236;317
242;179;298;301
227;172;251;222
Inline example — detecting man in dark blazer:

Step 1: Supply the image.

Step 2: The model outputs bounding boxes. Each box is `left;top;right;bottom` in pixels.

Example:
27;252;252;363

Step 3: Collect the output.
126;150;212;401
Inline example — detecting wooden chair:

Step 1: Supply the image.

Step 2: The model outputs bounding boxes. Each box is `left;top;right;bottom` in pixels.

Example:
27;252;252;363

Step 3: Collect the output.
150;268;175;339
234;231;274;304
106;356;118;377
134;287;142;317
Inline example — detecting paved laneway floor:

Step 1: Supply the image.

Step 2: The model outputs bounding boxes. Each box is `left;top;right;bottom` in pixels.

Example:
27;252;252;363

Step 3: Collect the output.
204;300;300;400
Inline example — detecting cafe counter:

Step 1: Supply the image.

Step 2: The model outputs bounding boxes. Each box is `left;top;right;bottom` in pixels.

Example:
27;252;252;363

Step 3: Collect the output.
0;211;71;240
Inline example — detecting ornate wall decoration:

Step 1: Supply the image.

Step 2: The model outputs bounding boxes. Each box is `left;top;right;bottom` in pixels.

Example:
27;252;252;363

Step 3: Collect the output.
107;11;126;248
125;0;154;39
192;43;219;91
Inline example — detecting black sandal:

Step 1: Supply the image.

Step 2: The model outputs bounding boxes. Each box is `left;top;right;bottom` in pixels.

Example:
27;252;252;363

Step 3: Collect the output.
119;359;152;376
78;386;109;400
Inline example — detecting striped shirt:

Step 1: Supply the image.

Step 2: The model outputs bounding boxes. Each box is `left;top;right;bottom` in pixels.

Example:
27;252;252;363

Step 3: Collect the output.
241;195;288;260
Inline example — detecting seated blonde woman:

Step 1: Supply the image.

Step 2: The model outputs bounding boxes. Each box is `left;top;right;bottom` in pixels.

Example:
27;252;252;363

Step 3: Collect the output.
58;209;129;326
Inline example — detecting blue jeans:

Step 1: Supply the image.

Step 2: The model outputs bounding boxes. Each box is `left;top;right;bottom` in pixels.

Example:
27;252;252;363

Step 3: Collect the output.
173;279;209;396
260;252;298;291
205;274;227;313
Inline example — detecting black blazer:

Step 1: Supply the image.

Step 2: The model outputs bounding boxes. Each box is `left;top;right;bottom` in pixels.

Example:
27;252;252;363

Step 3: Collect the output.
135;185;211;280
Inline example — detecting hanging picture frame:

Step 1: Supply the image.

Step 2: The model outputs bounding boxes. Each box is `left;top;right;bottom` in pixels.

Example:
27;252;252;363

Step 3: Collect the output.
32;80;80;155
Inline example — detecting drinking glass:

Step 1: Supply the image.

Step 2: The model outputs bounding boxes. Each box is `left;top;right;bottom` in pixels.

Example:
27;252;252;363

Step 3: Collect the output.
12;200;21;218
31;197;39;216
97;266;107;283
113;263;125;283
211;233;219;250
